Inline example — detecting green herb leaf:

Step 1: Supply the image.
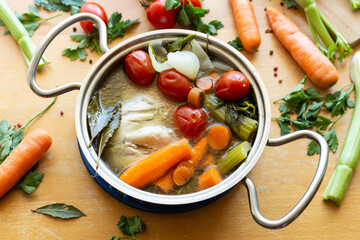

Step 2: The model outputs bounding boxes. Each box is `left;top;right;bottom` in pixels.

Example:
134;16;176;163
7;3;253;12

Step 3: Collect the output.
228;37;244;51
117;215;146;237
284;0;299;8
307;140;320;155
32;203;86;219
16;171;44;194
165;0;181;10
166;34;196;52
322;128;339;153
34;0;85;12
278;118;291;135
62;46;88;61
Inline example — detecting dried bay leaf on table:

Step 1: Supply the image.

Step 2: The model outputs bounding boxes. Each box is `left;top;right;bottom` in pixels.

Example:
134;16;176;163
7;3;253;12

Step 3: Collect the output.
32;203;86;219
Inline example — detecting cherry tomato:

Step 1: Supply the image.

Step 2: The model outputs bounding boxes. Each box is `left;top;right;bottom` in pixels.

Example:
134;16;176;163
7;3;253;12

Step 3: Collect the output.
146;0;177;29
79;2;108;34
124;50;157;86
158;68;192;101
173;105;207;140
215;71;250;100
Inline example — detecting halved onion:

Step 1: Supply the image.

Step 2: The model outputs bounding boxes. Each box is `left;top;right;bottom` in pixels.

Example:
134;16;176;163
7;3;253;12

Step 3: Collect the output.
148;41;173;73
185;39;214;74
167;51;200;80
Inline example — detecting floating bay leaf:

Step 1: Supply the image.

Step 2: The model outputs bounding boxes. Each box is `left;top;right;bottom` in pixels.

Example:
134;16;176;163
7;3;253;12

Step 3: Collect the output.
32;203;86;219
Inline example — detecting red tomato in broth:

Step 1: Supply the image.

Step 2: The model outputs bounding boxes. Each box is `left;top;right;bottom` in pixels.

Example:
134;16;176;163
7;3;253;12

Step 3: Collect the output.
124;50;157;86
146;0;177;29
173;105;207;140
215;71;250;100
79;2;108;34
158;68;192;101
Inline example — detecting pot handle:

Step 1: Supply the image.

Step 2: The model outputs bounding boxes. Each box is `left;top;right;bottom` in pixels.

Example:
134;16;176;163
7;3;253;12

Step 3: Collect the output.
28;13;109;98
241;130;328;229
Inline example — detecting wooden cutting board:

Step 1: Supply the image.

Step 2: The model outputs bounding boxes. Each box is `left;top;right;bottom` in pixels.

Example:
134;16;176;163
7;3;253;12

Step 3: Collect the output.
301;0;360;46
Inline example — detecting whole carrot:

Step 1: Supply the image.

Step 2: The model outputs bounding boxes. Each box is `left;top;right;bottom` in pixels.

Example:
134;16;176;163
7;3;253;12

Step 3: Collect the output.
266;7;338;88
230;0;261;52
0;128;52;198
119;139;193;189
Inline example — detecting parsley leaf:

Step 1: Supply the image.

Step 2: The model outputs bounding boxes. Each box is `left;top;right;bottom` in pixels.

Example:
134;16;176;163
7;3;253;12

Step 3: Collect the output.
228;37;244;51
115;215;146;240
284;0;299;9
165;34;196;52
34;0;85;12
63;12;139;61
16;170;44;194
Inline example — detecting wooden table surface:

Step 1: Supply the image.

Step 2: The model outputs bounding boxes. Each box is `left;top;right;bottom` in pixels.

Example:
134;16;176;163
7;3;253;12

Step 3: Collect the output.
1;0;360;239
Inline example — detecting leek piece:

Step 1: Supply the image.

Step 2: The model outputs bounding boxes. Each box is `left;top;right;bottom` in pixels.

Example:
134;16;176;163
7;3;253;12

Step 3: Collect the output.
0;0;49;68
298;0;352;62
351;0;360;10
323;52;360;205
217;141;251;175
204;94;226;121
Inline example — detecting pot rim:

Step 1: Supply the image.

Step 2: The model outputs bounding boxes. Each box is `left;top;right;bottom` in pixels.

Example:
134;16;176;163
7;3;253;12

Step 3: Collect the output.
75;29;271;205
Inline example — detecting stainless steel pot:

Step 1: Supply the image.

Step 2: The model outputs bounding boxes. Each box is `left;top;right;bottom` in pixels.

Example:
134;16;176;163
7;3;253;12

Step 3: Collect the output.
28;13;329;229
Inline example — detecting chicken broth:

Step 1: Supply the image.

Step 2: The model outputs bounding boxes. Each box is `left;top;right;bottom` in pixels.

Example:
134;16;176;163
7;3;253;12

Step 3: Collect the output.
88;37;258;195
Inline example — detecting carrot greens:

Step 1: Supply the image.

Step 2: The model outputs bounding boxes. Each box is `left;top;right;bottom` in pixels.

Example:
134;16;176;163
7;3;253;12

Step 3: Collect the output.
323;52;360;206
297;0;352;62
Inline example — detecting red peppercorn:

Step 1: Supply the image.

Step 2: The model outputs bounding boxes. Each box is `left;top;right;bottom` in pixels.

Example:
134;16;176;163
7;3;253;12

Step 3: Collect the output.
273;67;278;72
274;73;278;77
17;123;22;128
60;110;64;116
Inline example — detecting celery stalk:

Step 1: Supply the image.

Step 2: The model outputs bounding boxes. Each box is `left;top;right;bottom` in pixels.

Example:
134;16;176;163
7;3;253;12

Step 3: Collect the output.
351;0;360;10
217;141;251;175
323;52;360;205
298;0;353;62
0;0;49;68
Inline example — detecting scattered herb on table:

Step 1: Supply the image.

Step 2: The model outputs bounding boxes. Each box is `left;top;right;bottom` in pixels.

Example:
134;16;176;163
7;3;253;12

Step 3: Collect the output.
283;0;299;9
62;12;139;61
110;215;146;240
0;0;49;68
297;0;352;62
273;76;354;155
34;0;85;14
228;37;244;51
323;52;360;206
0;97;56;195
0;5;61;37
32;203;86;219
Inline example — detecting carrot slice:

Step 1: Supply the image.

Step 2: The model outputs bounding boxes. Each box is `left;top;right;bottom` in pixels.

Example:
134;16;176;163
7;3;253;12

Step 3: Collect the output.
196;76;214;93
207;124;232;150
173;165;192;187
266;7;338;88
0;128;52;198
119;139;193;189
188;87;205;108
208;72;219;80
199;152;217;171
153;168;177;194
197;167;222;191
230;0;261;52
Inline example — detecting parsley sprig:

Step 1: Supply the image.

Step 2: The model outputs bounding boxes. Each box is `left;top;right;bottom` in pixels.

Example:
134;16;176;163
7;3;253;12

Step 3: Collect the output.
34;0;85;14
273;77;354;155
62;12;139;61
110;215;146;240
0;5;61;37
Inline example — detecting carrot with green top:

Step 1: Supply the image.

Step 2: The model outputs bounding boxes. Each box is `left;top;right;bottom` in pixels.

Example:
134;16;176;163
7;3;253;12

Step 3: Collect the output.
230;0;261;52
266;7;338;88
0;128;52;198
119;139;193;189
207;124;232;150
198;167;222;191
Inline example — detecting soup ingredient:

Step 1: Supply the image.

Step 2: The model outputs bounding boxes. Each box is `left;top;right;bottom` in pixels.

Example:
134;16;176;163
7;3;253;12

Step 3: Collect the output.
34;0;85;12
79;2;108;34
188;136;208;166
273;77;355;155
0;128;52;198
266;7;338;89
162;0;224;35
188;87;204;108
0;0;49;68
173;161;194;187
125;125;174;149
148;42;173;72
215;71;250;100
173;105;207;140
351;0;360;10
62;12;139;61
153;167;177;193
200;152;216;171
217;141;251;175
322;52;360;206
31;203;86;219
230;0;261;52
167;51;200;80
196;76;214;93
183;39;214;74
228;37;244;51
207;124;232;150
125;50;157;86
119;139;193;189
116;215;146;240
158;68;192;101
297;0;352;62
146;0;176;29
197;167;222;191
